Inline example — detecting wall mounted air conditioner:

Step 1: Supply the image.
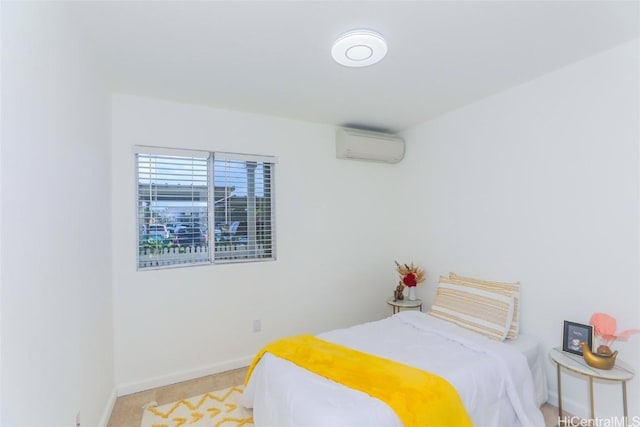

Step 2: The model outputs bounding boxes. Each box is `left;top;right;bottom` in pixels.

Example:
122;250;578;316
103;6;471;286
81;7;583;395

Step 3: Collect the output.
336;128;405;164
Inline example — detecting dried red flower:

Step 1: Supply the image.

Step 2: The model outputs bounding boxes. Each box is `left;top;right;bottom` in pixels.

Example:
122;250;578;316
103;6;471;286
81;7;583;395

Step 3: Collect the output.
403;272;417;287
394;261;425;288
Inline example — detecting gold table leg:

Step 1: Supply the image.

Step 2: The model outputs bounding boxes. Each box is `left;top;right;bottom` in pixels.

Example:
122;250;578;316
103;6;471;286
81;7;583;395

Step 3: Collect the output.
557;363;563;423
589;376;595;422
623;381;628;427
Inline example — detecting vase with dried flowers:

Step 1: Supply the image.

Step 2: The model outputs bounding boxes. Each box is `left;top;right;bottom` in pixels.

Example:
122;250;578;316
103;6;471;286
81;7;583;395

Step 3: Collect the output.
395;261;425;301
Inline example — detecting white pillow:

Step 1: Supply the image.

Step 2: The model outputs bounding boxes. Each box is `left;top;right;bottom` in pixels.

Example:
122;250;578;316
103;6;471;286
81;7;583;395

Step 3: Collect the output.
449;272;521;340
429;276;515;341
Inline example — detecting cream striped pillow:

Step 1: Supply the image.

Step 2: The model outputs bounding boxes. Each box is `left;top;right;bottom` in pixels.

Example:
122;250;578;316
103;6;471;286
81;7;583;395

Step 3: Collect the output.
429;276;515;341
449;272;521;340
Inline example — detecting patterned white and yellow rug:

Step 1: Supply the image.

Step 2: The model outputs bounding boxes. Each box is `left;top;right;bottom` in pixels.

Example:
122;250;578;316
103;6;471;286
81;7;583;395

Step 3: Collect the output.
140;385;254;427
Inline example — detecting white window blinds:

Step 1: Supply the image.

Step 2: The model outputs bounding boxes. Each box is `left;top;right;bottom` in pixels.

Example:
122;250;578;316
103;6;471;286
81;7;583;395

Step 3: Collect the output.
213;154;275;261
136;151;211;269
135;147;276;270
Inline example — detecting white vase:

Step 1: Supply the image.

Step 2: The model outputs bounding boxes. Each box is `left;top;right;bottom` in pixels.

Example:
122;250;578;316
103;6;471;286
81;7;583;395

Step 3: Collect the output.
408;287;416;301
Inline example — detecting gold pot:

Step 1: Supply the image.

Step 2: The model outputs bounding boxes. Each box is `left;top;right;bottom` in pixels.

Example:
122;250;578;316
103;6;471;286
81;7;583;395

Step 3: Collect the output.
580;342;618;370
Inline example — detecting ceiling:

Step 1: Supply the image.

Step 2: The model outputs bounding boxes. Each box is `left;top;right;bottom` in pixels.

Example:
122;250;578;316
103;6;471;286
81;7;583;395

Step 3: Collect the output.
67;1;639;133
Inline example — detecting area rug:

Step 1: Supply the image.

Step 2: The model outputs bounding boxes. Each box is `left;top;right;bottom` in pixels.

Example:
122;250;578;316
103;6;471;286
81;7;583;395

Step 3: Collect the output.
140;385;254;427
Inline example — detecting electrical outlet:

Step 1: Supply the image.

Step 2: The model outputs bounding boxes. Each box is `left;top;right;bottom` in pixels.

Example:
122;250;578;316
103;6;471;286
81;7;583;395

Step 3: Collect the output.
253;319;261;332
76;411;81;427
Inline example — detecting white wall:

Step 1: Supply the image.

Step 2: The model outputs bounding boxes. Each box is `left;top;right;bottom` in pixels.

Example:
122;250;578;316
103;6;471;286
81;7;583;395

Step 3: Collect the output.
1;3;114;427
111;95;402;392
399;39;640;420
0;0;4;415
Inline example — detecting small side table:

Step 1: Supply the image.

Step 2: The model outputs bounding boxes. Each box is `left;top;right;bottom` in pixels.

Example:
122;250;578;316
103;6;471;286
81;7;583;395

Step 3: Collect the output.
387;299;422;314
549;347;635;425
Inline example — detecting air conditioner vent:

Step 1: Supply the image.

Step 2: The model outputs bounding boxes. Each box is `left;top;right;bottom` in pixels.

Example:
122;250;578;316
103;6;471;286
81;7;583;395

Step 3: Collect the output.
336;128;405;164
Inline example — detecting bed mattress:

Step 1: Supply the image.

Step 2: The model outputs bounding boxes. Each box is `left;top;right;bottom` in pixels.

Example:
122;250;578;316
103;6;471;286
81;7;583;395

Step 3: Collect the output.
503;330;549;407
242;311;545;427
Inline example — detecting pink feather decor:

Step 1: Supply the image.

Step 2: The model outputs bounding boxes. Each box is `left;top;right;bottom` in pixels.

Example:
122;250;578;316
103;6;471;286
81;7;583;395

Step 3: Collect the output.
589;313;640;349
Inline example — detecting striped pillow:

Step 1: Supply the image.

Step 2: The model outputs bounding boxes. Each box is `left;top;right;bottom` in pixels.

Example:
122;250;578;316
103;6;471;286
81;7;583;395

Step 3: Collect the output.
429;276;515;341
449;272;521;340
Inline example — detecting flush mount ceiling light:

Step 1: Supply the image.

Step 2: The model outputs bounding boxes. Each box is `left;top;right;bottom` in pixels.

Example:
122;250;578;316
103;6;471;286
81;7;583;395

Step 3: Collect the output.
331;30;387;68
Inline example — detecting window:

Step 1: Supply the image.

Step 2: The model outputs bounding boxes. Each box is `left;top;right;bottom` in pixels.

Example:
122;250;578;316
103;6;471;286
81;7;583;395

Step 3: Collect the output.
136;147;276;270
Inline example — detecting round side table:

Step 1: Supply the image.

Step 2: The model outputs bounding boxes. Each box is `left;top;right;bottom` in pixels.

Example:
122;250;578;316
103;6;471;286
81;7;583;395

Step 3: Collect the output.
386;298;422;314
549;347;635;425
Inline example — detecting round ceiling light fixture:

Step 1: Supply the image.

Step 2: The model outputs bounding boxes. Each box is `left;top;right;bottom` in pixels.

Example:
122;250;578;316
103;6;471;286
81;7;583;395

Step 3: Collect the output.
331;30;387;68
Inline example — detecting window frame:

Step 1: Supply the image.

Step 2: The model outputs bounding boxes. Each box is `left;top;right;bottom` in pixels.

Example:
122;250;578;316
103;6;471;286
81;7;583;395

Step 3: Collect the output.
135;146;277;271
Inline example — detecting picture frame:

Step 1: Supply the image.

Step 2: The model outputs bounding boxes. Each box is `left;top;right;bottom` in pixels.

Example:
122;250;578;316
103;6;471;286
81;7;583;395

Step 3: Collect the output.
562;320;593;356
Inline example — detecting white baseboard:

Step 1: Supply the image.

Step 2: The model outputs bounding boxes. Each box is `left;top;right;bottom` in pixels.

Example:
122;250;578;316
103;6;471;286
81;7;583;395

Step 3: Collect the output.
99;388;117;427
547;390;588;420
116;355;254;396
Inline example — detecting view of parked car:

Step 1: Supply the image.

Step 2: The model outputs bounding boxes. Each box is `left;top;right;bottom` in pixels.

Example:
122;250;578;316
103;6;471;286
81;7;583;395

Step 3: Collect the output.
172;227;207;247
146;224;169;239
167;222;205;234
165;223;180;233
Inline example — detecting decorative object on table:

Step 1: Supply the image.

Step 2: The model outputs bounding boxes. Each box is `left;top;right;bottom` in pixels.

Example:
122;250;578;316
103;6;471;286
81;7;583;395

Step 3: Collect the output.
394;261;425;301
562;321;593;356
580;342;618;370
394;284;405;301
585;312;640;369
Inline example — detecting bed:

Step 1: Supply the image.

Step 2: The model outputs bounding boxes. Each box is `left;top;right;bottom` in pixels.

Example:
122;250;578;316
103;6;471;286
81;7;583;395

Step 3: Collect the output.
240;311;547;426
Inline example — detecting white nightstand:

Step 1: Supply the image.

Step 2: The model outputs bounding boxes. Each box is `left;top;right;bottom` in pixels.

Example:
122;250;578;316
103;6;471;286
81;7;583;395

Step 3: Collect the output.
549;347;635;424
386;298;423;314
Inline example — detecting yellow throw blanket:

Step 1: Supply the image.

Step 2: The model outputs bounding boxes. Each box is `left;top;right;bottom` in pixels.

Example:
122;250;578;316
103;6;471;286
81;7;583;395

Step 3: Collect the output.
245;334;472;427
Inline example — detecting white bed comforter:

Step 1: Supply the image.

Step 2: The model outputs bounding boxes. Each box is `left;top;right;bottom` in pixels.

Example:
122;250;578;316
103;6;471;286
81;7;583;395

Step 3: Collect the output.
241;311;545;427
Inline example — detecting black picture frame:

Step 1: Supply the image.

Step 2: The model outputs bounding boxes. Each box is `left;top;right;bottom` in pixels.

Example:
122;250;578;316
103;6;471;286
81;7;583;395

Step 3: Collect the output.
562;321;593;356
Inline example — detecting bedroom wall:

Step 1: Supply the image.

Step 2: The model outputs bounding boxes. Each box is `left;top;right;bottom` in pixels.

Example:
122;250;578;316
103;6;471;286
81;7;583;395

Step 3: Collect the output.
399;38;639;420
111;94;402;393
1;3;114;427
